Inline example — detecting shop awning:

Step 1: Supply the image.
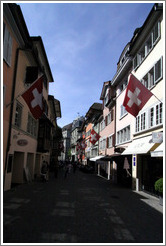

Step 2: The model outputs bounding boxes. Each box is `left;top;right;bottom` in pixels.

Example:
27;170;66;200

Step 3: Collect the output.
90;155;105;161
151;143;163;157
121;135;156;155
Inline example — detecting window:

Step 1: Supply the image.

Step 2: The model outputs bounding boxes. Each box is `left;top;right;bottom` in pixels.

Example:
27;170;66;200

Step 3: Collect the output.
117;126;130;145
15;102;22;128
120;105;127;118
145;35;152;55
100;120;105;131
136;113;146;133
119;79;128;94
141;57;162;89
104;93;109;107
92;147;98;157
141;113;146;130
99;138;106;150
25;67;38;84
150;103;163;128
107;110;113;125
135;103;163;133
138;45;145;63
108;135;113;148
152;21;160;45
156;103;162;125
133;20;161;70
155;58;162;82
27;114;37;137
150;108;154;127
133;55;139;70
3;22;12;66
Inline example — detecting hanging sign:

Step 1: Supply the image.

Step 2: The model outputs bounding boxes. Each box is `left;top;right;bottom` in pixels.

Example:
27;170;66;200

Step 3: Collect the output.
17;139;28;146
152;132;163;143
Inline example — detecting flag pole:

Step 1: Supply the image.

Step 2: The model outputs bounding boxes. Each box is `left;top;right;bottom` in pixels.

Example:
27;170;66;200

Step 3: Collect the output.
152;94;163;104
5;75;44;108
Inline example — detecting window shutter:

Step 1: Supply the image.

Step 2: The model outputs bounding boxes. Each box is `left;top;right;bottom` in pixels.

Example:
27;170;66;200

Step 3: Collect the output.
105;116;107;126
106;137;109;148
111;109;114;121
112;134;115;147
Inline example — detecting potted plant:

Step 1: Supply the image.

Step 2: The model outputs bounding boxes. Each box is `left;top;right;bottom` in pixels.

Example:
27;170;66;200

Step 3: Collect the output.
154;178;163;206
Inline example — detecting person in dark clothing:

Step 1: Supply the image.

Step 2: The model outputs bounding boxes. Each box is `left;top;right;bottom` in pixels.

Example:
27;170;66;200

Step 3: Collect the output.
41;160;49;182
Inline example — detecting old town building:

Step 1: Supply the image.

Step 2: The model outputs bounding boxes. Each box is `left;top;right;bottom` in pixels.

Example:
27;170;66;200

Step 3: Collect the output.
84;103;102;168
3;3;61;190
122;3;163;194
60;123;72;162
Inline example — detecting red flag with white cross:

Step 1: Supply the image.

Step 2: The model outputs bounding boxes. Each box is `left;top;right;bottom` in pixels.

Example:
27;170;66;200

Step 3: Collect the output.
22;76;44;119
81;140;87;149
89;129;101;145
123;74;153;117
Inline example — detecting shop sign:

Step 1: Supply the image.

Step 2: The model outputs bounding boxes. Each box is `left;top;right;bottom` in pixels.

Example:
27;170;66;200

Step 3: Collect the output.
152;132;163;143
17;139;28;146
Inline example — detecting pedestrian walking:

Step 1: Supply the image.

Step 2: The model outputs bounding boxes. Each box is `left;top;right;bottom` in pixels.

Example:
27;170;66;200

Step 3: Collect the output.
41;160;49;182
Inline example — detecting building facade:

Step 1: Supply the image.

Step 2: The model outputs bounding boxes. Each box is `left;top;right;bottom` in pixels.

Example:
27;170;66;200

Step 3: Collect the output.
97;81;117;181
111;42;134;187
61;123;72;162
70;116;84;162
122;3;163;194
3;3;61;190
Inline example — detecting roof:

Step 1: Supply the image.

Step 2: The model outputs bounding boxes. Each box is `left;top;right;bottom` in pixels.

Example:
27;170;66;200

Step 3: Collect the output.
85;103;102;117
6;3;31;46
31;36;54;82
62;123;72;131
100;81;111;100
129;3;163;54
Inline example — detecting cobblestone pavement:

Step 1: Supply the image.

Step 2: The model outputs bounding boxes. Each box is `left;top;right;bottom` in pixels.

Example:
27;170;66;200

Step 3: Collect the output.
3;168;163;244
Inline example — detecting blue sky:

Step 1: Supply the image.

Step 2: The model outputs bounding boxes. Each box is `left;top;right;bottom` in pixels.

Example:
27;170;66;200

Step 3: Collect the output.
19;1;154;127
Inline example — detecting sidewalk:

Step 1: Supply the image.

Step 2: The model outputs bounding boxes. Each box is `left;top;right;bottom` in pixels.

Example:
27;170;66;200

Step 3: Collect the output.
3;168;163;244
133;190;163;213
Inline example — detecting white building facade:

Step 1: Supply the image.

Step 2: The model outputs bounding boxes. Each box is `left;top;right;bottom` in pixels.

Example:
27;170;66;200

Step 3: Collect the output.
122;3;164;194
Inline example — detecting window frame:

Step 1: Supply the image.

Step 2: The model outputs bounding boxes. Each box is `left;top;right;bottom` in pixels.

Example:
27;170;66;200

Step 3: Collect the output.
27;113;38;137
14;102;23;128
116;125;130;145
133;20;161;70
141;57;163;89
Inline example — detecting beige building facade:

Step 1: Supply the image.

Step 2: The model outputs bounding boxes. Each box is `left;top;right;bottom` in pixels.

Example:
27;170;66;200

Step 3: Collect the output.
3;4;55;191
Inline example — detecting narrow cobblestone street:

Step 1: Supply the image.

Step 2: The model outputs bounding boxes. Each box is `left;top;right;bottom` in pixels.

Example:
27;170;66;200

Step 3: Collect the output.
3;168;163;244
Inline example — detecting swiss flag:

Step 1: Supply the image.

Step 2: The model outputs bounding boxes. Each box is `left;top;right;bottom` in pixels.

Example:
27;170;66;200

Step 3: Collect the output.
81;140;87;149
90;129;100;145
123;74;153;117
22;76;44;119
